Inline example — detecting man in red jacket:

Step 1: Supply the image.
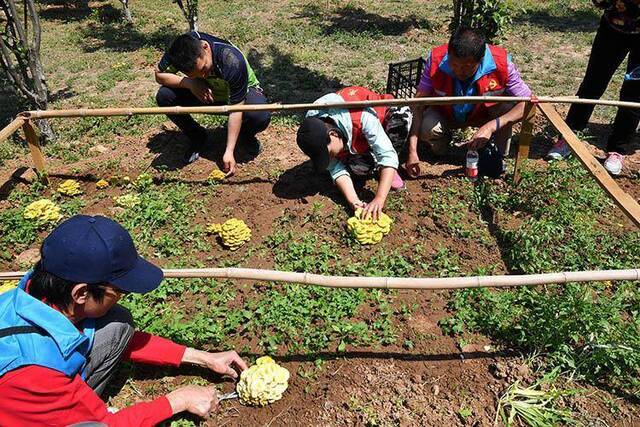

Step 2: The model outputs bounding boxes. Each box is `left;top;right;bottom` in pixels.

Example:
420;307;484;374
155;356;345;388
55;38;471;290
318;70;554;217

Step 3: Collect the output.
0;215;248;426
405;27;532;177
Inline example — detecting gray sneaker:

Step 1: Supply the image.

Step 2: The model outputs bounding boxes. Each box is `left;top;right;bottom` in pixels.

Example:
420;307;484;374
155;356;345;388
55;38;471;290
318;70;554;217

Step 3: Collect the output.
546;138;571;160
603;152;624;175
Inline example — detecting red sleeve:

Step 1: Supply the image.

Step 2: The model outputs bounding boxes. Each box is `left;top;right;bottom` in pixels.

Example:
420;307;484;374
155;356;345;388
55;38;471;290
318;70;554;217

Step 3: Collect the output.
0;366;173;427
124;331;187;366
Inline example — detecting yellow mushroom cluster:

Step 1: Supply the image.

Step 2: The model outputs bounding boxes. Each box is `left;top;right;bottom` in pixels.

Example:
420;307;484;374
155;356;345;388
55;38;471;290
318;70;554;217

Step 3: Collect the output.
237;356;289;406
23;199;62;225
208;169;226;182
134;173;153;191
57;179;82;196
115;194;141;209
96;179;110;189
0;280;19;295
207;218;251;250
109;176;131;187
347;208;393;245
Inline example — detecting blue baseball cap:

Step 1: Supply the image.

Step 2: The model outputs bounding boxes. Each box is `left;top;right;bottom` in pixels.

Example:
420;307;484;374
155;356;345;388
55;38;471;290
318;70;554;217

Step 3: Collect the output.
41;215;163;293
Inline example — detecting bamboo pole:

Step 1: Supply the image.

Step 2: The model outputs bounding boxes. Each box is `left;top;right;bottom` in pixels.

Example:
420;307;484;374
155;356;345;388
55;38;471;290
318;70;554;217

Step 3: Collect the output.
513;102;536;184
21;96;530;119
19;96;640;119
1;268;638;289
0;117;25;144
539;103;640;228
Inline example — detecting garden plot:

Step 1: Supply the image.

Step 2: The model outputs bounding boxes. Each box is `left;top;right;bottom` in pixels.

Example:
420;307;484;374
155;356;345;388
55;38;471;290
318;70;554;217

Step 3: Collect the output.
1;121;639;425
1;0;640;425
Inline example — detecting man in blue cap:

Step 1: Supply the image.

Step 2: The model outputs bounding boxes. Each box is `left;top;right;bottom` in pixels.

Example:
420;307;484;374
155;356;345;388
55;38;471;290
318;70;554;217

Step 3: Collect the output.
0;215;248;426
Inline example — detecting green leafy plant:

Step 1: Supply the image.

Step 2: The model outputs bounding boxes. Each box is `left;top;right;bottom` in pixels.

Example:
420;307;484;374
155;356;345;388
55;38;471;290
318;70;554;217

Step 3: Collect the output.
450;0;514;40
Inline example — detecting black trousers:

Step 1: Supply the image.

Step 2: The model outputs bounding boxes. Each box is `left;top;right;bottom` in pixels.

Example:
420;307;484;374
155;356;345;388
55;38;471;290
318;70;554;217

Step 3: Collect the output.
566;17;640;153
156;85;272;147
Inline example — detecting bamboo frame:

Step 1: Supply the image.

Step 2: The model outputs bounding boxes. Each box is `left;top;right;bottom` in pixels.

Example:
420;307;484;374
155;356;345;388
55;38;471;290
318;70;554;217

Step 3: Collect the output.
513;101;536;184
1;268;638;289
16;95;640;119
0;117;25;144
22;119;49;185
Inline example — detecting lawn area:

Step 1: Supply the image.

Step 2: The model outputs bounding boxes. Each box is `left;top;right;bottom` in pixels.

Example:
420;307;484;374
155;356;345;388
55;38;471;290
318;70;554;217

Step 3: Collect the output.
0;0;639;425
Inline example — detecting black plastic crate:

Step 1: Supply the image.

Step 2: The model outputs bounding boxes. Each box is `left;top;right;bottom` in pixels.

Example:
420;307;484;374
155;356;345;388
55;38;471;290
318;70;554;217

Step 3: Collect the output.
386;57;426;99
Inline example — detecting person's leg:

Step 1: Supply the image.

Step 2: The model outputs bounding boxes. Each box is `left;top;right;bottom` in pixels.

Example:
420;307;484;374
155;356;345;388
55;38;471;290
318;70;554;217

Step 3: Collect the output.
419;107;452;156
607;41;640;154
565;18;629;130
384;105;413;158
485;102;515;155
239;87;272;139
156;86;208;147
83;304;135;395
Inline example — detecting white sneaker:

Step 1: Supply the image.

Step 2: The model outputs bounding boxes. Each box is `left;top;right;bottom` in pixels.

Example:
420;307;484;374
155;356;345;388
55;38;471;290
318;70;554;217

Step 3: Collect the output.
603;152;624;175
546;138;571;161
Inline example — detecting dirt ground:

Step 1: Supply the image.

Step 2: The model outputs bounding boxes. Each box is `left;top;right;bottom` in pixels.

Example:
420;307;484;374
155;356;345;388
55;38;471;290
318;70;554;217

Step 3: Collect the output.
1;114;639;426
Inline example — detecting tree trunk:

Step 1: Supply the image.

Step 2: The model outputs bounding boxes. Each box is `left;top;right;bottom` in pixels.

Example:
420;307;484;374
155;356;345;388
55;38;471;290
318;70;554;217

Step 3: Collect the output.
190;13;198;32
120;0;133;24
0;0;54;141
175;0;198;32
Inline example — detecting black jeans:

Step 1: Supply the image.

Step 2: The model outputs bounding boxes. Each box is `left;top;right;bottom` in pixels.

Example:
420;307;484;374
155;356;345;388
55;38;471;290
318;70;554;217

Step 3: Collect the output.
156;86;272;148
566;17;640;153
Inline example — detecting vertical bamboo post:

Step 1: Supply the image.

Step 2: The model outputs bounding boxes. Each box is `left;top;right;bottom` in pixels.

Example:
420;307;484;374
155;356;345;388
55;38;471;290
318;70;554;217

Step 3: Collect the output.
513;102;536;184
22;120;49;185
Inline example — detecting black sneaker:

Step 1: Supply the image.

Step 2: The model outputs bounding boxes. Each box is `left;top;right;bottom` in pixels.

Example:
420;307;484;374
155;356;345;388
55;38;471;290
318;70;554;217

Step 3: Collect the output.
183;150;200;164
183;140;203;164
244;136;262;158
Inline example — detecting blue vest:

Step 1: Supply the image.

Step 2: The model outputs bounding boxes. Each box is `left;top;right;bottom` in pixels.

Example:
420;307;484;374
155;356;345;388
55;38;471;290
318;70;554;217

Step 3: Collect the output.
0;272;95;379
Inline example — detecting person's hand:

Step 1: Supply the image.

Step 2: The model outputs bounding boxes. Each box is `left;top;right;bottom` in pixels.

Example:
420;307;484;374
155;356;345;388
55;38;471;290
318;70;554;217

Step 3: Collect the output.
200;350;249;379
187;78;214;104
362;197;385;221
167;385;218;417
351;200;366;211
222;150;236;177
468;123;494;150
404;151;421;178
182;348;248;379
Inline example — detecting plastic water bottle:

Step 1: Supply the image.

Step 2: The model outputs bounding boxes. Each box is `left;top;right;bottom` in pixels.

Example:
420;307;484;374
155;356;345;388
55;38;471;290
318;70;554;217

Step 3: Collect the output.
466;150;479;182
625;66;640;81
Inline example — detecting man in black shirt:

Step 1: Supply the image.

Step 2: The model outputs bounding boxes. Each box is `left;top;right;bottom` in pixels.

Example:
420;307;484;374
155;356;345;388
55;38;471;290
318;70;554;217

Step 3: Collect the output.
155;32;271;174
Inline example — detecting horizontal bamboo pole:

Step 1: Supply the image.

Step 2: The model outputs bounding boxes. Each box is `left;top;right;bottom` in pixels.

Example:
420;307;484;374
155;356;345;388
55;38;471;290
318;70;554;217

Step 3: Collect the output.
21;96;529;118
1;268;638;289
19;96;640;119
0;117;25;144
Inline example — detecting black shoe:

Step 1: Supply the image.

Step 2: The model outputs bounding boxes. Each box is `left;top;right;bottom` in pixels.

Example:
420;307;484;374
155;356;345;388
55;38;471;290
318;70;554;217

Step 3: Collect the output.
183;140;203;164
244;136;262;157
183;150;200;164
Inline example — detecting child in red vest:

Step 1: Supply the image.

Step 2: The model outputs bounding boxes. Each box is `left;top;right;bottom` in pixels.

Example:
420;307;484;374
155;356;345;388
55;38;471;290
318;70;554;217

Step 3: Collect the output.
296;86;411;220
405;27;532;178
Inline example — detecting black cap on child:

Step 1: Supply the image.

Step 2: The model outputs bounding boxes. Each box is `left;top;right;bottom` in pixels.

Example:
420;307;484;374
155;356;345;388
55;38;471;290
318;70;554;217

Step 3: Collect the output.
296;117;331;174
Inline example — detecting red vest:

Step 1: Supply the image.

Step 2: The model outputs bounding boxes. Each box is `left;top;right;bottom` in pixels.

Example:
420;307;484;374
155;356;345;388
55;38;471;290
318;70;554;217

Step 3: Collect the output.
430;44;509;122
336;86;394;155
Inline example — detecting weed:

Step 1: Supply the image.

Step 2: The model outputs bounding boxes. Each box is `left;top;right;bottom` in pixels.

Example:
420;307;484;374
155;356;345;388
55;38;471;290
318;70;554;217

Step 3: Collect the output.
496;369;578;426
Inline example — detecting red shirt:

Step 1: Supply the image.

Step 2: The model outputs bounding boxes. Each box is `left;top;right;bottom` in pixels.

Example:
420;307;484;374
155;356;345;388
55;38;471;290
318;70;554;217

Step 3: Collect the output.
0;331;187;426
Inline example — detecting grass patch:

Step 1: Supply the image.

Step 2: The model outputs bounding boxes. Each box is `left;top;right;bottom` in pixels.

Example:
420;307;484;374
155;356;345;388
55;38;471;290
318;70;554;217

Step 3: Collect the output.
441;161;640;394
